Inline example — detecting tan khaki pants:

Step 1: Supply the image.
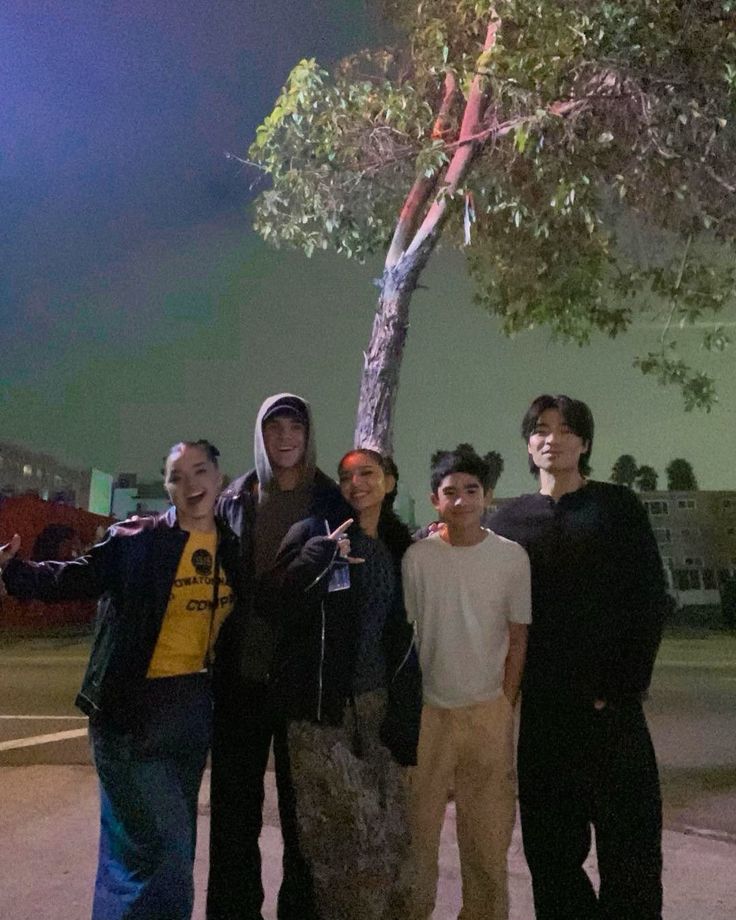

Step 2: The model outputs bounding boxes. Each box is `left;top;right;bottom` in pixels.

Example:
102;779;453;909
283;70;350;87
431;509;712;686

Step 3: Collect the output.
409;696;516;920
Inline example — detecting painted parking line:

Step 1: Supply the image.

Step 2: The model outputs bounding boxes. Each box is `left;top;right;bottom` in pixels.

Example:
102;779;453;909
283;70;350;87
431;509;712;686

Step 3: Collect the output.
0;715;87;721
0;728;88;752
683;825;736;845
0;656;89;665
657;659;736;668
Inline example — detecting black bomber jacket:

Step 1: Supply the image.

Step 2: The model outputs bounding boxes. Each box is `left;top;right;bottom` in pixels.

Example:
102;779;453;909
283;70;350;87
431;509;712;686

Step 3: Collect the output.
2;507;244;722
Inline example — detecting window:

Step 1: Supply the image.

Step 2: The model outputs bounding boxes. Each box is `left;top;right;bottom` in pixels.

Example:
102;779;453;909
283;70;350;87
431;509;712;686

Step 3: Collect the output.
681;527;700;538
674;569;701;591
684;557;704;567
22;464;32;477
644;500;669;516
654;528;671;544
723;498;735;511
702;569;717;590
678;498;696;510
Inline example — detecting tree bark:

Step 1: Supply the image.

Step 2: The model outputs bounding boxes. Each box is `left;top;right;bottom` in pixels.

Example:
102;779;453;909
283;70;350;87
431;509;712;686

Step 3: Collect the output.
353;256;423;454
353;17;500;454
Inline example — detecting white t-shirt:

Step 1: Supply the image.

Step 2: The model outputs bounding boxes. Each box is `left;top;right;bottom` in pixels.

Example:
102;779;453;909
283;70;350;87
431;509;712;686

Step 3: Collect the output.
402;529;531;708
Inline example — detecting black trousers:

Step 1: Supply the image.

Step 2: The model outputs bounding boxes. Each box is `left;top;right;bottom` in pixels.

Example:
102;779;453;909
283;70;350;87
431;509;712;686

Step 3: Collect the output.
207;681;318;920
518;695;663;920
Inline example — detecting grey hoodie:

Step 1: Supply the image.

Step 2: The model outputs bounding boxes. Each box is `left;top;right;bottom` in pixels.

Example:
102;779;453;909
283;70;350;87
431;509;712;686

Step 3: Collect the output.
252;393;318;575
253;392;317;502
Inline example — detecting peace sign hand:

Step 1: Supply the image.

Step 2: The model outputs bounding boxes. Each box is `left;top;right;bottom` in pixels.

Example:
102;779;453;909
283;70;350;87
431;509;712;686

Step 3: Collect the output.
327;519;365;564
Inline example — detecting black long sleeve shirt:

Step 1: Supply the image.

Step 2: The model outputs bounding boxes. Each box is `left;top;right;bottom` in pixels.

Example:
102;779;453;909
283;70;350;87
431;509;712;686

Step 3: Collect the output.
489;481;667;703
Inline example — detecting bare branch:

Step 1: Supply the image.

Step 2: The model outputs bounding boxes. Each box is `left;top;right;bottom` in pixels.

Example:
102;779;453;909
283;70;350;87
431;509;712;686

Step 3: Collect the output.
224;151;266;171
406;15;501;259
386;70;460;267
660;234;692;348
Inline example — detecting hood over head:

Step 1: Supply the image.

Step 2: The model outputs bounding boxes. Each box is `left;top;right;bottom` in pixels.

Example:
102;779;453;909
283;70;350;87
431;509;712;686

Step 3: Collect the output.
254;392;316;498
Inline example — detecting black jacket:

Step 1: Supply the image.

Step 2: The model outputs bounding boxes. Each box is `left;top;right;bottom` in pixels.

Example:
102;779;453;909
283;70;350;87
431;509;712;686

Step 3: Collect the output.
217;466;346;557
215;466;349;685
270;515;422;766
2;507;244;722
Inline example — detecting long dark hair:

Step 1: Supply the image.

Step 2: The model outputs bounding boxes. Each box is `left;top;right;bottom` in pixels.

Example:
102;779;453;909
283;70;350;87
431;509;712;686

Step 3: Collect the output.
338;449;412;563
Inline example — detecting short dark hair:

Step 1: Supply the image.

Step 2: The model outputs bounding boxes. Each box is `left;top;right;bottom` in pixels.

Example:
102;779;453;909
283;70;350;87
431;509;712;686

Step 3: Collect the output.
162;439;220;476
430;444;493;494
521;394;594;476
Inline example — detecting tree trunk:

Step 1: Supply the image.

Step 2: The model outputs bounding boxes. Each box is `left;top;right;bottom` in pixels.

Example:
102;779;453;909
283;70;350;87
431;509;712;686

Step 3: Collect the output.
353;255;425;454
353;14;501;455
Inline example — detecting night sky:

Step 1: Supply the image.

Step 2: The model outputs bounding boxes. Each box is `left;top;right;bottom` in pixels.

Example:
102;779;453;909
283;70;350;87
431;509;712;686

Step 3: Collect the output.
1;0;734;522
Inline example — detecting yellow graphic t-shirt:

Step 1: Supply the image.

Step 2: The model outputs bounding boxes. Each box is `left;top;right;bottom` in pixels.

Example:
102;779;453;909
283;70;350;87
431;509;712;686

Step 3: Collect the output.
147;530;235;678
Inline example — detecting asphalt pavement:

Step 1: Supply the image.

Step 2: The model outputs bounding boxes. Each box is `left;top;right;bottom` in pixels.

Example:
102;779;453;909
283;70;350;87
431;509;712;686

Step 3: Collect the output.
1;632;735;918
1;765;735;919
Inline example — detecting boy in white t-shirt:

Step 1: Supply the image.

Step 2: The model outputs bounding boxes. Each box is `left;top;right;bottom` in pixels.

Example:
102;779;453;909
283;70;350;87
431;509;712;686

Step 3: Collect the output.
402;445;531;920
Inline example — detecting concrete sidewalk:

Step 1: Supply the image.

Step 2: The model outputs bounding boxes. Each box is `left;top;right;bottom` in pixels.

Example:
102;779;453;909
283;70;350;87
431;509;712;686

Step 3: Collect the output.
1;765;734;919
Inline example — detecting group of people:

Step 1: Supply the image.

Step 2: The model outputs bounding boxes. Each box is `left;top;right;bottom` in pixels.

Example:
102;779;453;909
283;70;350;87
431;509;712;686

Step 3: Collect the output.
0;390;669;920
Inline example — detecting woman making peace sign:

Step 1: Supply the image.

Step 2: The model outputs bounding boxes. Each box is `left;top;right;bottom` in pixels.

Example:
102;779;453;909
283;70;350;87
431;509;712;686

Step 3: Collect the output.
267;448;421;920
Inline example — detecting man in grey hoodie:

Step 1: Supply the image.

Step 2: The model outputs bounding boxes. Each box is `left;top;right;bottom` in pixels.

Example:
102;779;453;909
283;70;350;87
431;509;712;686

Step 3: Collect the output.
207;394;348;920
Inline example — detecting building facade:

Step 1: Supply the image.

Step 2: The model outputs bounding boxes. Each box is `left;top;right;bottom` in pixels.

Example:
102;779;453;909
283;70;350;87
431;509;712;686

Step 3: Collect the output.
487;488;736;625
0;441;94;510
640;489;736;613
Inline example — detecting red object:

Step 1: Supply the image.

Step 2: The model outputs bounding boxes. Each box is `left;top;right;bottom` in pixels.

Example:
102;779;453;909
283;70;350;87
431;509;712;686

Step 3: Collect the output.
0;494;114;630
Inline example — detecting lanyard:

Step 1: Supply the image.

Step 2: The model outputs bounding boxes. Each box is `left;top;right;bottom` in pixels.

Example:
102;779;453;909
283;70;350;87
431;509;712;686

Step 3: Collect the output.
204;548;221;672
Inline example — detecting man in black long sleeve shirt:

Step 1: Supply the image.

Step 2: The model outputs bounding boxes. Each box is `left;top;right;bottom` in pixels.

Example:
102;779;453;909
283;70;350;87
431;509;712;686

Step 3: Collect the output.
491;394;667;920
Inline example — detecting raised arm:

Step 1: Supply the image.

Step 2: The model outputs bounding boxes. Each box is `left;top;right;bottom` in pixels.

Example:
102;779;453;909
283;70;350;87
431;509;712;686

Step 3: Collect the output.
269;517;357;596
1;530;113;603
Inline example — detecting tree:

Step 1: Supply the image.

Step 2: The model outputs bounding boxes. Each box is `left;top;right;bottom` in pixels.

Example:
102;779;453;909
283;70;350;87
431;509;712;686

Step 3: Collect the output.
244;1;736;452
635;464;659;492
610;454;639;488
666;458;698;490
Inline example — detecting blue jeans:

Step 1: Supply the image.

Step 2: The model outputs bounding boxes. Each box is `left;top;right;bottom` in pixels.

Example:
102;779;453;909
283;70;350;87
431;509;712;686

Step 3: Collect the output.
90;673;212;920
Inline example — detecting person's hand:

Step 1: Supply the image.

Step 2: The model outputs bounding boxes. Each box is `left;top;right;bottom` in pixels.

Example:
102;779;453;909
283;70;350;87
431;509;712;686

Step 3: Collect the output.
327;519;364;564
427;521;446;536
0;534;21;570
